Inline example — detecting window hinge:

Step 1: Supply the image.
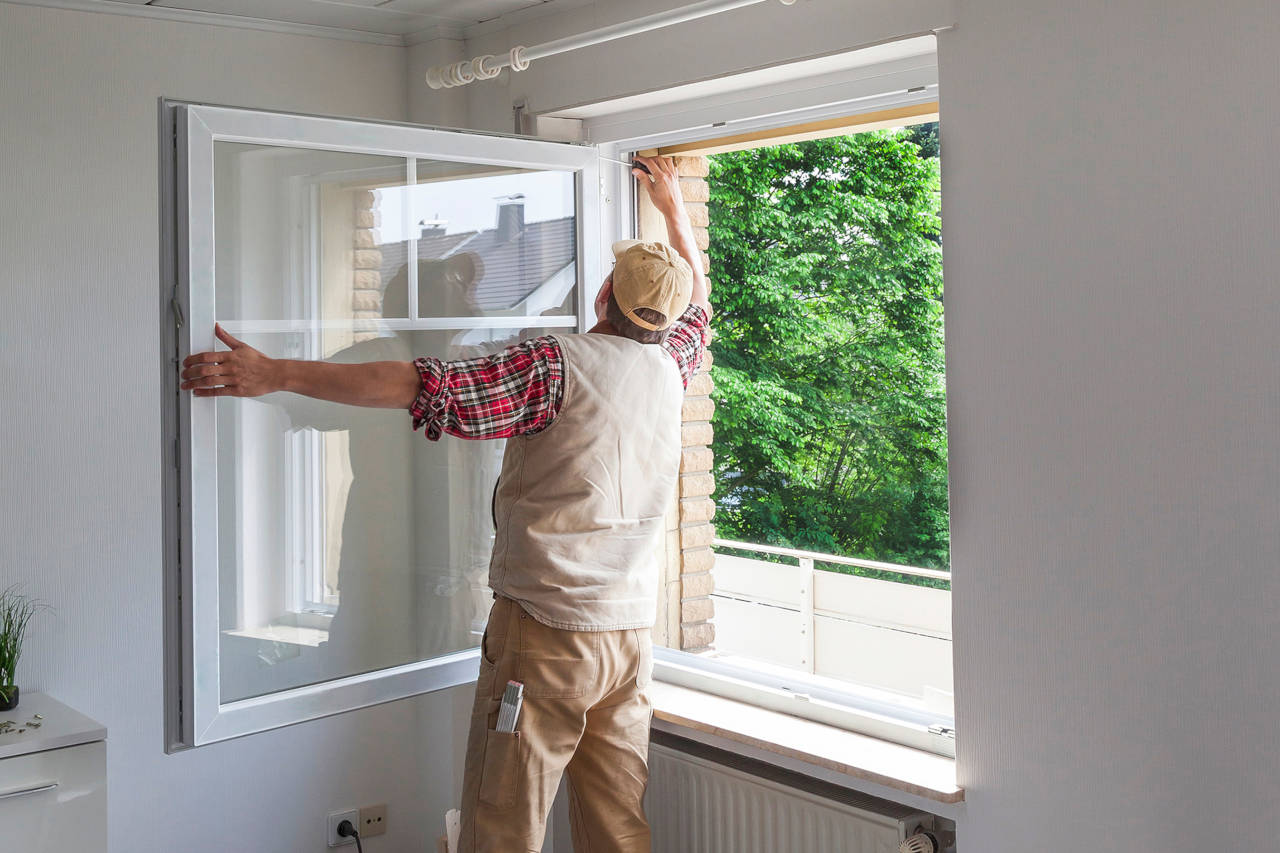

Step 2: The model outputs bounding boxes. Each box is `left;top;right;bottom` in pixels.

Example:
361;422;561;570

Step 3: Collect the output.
928;724;956;740
171;297;185;329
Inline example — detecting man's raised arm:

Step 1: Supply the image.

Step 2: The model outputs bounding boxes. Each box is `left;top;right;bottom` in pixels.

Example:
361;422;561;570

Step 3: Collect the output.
632;155;711;316
181;324;420;408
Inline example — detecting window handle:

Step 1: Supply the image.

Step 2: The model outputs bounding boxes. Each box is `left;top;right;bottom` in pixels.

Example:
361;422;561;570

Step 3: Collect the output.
0;782;58;802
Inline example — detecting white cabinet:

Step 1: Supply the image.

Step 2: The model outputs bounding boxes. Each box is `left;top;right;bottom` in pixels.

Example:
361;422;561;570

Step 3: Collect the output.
0;694;107;852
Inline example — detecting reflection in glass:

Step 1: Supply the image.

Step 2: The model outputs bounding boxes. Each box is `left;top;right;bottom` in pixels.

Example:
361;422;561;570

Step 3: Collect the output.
211;141;575;703
379;163;577;319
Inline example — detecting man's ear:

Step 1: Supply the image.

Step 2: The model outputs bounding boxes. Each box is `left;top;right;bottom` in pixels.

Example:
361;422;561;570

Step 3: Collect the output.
594;274;614;320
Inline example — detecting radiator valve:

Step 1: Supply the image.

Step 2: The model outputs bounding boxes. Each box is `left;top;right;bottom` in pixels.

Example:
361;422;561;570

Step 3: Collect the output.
900;832;939;853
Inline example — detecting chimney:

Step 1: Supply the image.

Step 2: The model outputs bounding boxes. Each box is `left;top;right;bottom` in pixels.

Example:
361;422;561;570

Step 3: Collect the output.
496;194;525;243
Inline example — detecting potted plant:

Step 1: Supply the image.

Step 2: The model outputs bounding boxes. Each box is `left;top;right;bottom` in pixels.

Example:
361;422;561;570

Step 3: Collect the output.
0;586;45;712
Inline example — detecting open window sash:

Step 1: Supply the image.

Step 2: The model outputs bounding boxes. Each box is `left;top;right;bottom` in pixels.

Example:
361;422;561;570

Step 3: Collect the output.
168;102;601;748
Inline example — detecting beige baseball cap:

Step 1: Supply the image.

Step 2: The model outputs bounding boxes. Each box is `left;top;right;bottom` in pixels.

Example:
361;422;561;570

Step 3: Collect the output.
610;240;693;331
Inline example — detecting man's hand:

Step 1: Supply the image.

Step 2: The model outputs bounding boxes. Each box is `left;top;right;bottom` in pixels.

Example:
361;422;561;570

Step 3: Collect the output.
181;324;420;409
181;324;280;398
632;155;685;219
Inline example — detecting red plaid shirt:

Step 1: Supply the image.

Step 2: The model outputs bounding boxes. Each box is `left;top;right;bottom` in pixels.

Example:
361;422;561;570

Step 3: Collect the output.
410;304;710;441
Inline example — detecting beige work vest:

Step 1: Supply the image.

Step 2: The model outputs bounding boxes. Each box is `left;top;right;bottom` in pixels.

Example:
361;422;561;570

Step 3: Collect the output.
488;332;684;631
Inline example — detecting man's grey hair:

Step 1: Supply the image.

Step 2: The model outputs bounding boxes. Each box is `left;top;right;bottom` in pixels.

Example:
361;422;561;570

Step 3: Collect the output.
605;295;669;345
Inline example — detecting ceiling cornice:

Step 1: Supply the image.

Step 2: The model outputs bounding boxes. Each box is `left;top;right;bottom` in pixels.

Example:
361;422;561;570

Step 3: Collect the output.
403;21;467;46
3;0;411;47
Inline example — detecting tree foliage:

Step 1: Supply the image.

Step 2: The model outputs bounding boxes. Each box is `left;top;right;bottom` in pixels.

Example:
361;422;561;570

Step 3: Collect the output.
707;127;949;572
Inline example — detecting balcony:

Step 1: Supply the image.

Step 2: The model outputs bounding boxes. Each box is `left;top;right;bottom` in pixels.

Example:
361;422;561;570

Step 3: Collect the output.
706;539;954;718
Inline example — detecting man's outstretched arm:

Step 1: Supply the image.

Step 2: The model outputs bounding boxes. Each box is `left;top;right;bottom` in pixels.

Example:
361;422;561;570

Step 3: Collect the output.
181;324;420;407
181;324;564;440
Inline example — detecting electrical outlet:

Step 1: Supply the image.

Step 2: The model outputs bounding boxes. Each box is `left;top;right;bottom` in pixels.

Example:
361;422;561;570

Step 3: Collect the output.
327;809;359;847
359;804;388;838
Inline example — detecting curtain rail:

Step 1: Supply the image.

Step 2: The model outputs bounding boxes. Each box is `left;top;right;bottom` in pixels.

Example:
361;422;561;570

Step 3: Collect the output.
427;0;795;90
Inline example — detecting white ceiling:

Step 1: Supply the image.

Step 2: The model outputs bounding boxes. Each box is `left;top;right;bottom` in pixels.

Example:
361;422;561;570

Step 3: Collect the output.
9;0;583;43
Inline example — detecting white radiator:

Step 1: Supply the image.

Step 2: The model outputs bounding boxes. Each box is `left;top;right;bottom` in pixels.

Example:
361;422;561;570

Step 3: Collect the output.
644;733;951;853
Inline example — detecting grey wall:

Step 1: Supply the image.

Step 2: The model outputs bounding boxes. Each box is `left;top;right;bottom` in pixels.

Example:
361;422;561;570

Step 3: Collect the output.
941;1;1280;849
0;5;469;851
454;0;1280;850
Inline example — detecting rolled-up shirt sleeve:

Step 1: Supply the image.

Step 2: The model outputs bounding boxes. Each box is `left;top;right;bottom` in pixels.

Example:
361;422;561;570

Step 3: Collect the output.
409;336;564;441
662;304;712;387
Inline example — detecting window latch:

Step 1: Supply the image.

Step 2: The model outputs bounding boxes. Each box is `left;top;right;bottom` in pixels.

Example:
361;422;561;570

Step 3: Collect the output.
171;297;185;329
928;724;956;740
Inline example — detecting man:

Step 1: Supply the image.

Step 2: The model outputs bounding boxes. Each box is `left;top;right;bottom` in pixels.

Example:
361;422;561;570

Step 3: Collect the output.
182;155;710;852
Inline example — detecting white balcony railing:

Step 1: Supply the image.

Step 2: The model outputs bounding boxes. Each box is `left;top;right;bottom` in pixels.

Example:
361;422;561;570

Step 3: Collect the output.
709;538;954;712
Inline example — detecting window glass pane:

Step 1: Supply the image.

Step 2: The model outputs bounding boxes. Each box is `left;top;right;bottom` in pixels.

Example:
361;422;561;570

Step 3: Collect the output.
214;324;555;704
213;144;412;326
377;162;577;320
212;136;567;703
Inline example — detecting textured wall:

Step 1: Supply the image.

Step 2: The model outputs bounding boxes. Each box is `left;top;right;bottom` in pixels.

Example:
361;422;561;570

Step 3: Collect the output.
940;2;1280;849
0;5;469;852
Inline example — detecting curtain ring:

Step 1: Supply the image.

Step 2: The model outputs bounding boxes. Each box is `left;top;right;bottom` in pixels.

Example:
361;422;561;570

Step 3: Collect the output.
451;60;476;85
509;46;531;72
473;54;502;80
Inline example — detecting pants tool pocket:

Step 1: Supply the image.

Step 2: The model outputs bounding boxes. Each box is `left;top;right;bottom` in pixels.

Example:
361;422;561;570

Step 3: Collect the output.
478;729;522;809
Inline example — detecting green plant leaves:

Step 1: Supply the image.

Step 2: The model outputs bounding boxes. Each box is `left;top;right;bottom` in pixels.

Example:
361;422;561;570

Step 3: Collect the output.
0;586;47;687
708;126;950;574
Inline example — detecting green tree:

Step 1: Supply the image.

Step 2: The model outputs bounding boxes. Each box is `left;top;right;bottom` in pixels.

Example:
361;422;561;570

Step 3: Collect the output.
904;121;940;160
707;129;948;575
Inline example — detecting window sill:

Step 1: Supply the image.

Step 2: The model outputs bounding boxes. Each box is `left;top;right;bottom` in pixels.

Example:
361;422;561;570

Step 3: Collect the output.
223;624;328;648
648;681;963;804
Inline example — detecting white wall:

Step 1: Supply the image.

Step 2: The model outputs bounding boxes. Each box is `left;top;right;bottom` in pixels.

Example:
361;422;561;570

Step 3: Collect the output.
410;0;953;128
448;0;1280;850
0;5;471;851
409;36;468;129
941;2;1280;849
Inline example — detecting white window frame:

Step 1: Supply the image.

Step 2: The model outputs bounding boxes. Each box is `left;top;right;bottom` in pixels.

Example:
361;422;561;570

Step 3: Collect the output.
285;173;332;618
164;101;601;749
588;43;956;757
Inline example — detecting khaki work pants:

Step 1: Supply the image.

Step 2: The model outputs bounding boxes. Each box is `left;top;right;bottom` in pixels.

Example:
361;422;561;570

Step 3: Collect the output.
459;596;654;853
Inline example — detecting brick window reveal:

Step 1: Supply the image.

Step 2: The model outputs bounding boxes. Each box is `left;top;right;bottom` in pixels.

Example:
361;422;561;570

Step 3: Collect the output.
643;155;717;654
352;190;382;342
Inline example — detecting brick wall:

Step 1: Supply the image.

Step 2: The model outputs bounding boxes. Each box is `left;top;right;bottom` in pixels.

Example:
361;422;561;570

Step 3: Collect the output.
644;155;717;653
352;189;382;341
